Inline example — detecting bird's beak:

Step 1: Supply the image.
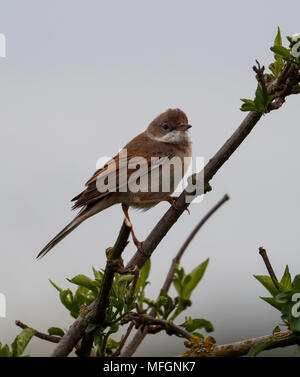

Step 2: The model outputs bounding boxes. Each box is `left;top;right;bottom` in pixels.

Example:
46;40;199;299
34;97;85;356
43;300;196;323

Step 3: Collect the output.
180;124;192;131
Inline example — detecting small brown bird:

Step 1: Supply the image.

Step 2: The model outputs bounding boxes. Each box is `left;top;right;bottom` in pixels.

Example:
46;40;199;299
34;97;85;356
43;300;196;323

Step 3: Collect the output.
37;108;192;258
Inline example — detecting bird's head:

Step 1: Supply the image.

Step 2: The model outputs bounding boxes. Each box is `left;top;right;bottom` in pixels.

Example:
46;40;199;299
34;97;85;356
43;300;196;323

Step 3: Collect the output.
147;108;192;144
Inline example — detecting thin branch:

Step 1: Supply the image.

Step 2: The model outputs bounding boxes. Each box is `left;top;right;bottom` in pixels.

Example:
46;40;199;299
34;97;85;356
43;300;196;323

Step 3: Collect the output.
111;322;134;357
93;221;131;321
121;313;192;340
78;220;131;357
253;60;268;96
162;193;229;293
15;320;61;343
207;330;300;357
52;219;131;357
259;247;279;289
120;194;230;357
52;60;299;357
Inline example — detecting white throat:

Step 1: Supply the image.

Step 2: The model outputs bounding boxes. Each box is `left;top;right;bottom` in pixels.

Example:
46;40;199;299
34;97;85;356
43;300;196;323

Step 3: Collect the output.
147;130;191;144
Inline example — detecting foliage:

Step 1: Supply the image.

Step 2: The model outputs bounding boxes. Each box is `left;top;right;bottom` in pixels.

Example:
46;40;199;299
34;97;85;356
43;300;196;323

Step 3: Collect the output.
0;328;36;357
48;258;212;356
247;265;300;356
240;27;300;113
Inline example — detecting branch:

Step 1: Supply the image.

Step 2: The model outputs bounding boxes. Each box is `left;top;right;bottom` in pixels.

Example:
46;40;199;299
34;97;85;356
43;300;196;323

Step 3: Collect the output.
120;194;229;356
121;313;192;340
15;320;61;344
253;60;268;96
52;60;299;357
162;194;230;293
52;219;131;357
111;322;134;357
205;330;300;357
125;59;299;276
259;247;279;289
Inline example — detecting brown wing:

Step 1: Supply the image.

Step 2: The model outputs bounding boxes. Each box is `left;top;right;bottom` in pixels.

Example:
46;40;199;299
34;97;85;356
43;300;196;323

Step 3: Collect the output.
71;132;174;210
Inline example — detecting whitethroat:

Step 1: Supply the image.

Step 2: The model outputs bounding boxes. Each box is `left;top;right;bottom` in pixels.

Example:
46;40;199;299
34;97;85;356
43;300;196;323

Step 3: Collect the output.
37;108;192;259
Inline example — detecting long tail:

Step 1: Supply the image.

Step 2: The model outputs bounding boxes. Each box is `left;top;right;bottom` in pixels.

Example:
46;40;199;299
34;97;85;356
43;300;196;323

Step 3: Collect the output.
37;196;116;259
36;214;86;259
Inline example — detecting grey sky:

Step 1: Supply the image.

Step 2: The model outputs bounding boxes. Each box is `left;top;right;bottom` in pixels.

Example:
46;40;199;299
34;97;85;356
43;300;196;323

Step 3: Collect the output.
0;0;300;356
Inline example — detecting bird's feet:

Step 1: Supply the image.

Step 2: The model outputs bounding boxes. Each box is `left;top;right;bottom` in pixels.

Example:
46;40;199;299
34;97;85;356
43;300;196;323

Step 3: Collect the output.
137;196;179;210
131;230;144;253
122;204;144;253
137;196;190;214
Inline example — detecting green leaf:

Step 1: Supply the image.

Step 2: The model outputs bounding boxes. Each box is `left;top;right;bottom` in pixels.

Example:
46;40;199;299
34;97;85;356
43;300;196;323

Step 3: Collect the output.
181;318;214;333
192;332;204;339
59;289;79;318
110;296;124;312
85;323;99;333
254;275;279;296
182;274;192;287
182;259;209;299
274;27;282;47
270;46;291;60
293;275;300;290
136;259;151;292
281;301;300;331
106;337;120;350
67;275;98;292
48;327;65;337
269;59;284;78
253;84;273;113
157;291;174;319
0;344;11;357
265;94;277;108
240;104;257;112
246;339;273;357
173;278;182;297
260;296;283;311
11;328;36;357
73;286;94;307
169;298;192;320
240;99;256;112
275;290;294;304
174;264;184;280
254;84;265;108
92;267;104;281
272;325;281;334
49;279;63;293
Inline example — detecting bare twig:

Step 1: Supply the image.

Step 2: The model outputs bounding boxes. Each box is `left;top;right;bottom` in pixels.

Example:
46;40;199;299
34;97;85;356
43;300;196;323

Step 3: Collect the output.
162;194;230;293
253;60;268;96
52;60;299;357
111;322;134;357
121;313;192;340
15;320;61;343
259;247;279;289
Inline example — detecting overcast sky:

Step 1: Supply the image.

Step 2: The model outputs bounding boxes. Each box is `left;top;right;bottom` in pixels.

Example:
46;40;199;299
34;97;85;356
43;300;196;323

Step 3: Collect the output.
1;0;300;356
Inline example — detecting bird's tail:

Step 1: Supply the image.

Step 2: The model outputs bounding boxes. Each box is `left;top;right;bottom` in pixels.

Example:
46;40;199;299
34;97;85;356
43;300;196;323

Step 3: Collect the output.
37;196;116;259
36;214;86;259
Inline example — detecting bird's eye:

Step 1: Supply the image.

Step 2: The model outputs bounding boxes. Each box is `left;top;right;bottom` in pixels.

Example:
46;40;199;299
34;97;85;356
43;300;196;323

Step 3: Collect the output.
162;124;169;131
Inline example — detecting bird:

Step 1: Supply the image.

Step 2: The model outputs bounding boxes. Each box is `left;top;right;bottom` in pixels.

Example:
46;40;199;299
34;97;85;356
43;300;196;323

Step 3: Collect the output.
37;108;192;259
